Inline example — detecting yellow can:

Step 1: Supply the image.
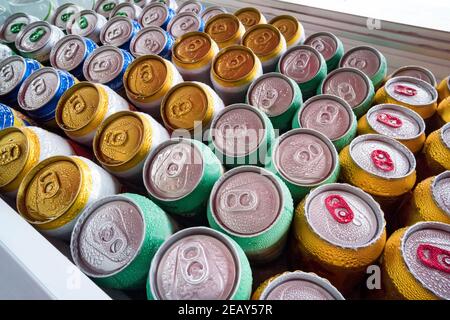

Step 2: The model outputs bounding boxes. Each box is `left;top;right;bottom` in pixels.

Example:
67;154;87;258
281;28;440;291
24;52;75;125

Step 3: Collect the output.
437;76;450;102
205;13;245;50
269;15;305;48
422;122;450;176
437;96;450;124
234;7;266;31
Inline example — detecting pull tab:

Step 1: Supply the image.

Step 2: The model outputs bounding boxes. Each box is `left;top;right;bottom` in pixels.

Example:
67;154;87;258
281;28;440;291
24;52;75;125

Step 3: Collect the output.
324;194;354;224
371;149;394;172
61;11;75;23
376;112;403;128
79;16;88;29
10;22;25;34
29;27;47;43
102;2;116;12
417;244;450;274
394;84;417;96
116;11;128;17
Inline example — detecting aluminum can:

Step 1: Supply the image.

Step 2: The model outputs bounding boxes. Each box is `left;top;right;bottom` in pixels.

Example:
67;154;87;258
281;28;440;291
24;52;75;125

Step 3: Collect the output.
0;103;32;129
94;0;120;18
130;26;174;59
110;2;143;20
176;0;204;15
67;10;108;44
269;15;305;48
205;13;245;50
200;5;227;23
52;3;83;32
422;122;450;175
151;0;178;12
304;31;344;72
167;12;205;39
437;96;450;124
0;44;14;62
139;2;175;30
234;7;267;31
388;65;437;87
128;0;151;8
100;16;142;51
437;76;450;102
0;13;39;45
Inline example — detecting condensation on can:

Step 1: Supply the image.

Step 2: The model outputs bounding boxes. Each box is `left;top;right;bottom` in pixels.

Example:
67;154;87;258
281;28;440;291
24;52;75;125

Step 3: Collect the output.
130;26;174;60
422;122;450;176
167;12;205;39
304;31;344;72
205;13;245;50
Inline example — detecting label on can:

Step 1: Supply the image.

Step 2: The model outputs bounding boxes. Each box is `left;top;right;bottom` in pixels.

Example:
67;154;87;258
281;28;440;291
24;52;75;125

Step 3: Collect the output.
340;47;381;77
270;16;299;44
214;47;254;81
51;35;86;72
0;56;26;96
243;25;280;57
168;12;203;38
101;17;134;47
20;68;59;110
84;46;123;84
131;27;167;57
280;47;320;83
322;69;369;108
140;3;169;28
0;128;29;187
305;33;338;61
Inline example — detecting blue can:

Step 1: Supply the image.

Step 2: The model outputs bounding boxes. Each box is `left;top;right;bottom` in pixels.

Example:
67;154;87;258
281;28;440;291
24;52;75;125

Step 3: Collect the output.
50;35;97;80
139;2;175;30
0;56;41;105
129;26;174;60
99;16;142;52
0;103;32;129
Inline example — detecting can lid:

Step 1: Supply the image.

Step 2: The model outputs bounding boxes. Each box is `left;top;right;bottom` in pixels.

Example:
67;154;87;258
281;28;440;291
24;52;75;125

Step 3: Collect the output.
212;45;256;82
400;221;450;300
53;3;82;30
269;15;300;44
18;67;60;111
279;45;322;84
139;3;169;28
200;6;227;23
390;65;437;87
339;45;383;78
440;122;450;149
100;16;135;47
167;12;203;38
94;0;119;18
205;13;241;44
304;32;339;61
0;55;27;97
384;76;438;106
83;45;124;84
172;31;212;65
176;0;203;15
130;26;168;57
0;127;30;188
50;34;87;72
67;10;103;38
234;7;262;30
110;2;141;20
15;21;53;54
242;24;282;58
0;13;34;44
431;171;450;216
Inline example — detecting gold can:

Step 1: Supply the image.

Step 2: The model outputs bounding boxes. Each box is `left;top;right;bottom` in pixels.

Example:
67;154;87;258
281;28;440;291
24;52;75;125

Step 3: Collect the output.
437;76;450;102
204;13;245;50
437;96;450;124
269;15;305;48
234;7;266;30
422;122;450;176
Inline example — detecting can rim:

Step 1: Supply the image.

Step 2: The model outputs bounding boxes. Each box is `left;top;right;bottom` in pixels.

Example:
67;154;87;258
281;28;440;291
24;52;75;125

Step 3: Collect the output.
171;30;214;67
14;21;54;54
100;15;134;47
431;170;450;216
338;45;384;75
109;2;140;19
440;122;450;149
130;26;168;57
279;44;324;83
242;23;285;59
67;9;102;37
52;3;82;29
0;12;34;44
268;15;300;43
49;34;87;72
167;12;202;38
0;55;28;97
139;2;169;28
200;5;227;21
384;76;438;106
83;45;125;83
205;13;242;44
304;182;386;249
390;65;437;87
176;0;203;15
304;31;340;60
148;226;242;300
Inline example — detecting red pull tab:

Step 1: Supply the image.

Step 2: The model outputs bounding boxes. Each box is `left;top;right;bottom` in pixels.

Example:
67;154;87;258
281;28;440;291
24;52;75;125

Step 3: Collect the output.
394;84;417;96
376;112;403;128
417;244;450;274
324;194;354;224
371;149;394;172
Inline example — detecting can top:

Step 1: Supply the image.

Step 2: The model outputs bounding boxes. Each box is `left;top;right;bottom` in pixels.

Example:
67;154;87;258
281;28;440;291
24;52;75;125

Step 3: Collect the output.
305;183;385;248
390;65;437;87
50;34;87;72
339;45;383;78
149;227;240;300
155;0;178;11
94;0;119;18
259;271;345;300
205;13;242;44
18;67;60;111
431;171;450;216
321;67;371;109
172;31;213;66
384;76;438;106
167;12;203;38
15;21;53;54
132;0;149;8
298;94;353;141
110;2;141;20
144;138;203;201
0;13;35;44
269;15;300;44
366;104;425;141
53;3;82;30
349;134;416;179
176;0;203;15
400;221;450;300
83;45;125;84
139;3;170;28
0;127;30;188
67;10;104;38
234;7;263;30
242;24;282;58
440;122;450;149
0;55;28;97
130;26;168;57
279;45;322;84
212;45;256;82
100;16;135;47
71;194;145;277
273;128;337;186
200;6;227;23
304;32;339;61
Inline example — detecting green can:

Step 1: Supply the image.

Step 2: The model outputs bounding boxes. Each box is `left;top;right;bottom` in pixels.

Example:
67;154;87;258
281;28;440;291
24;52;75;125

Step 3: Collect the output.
70;193;174;290
292;94;357;151
207;166;294;263
266;128;340;203
246;72;303;132
143;138;224;217
147;226;253;300
304;31;344;72
208;104;275;168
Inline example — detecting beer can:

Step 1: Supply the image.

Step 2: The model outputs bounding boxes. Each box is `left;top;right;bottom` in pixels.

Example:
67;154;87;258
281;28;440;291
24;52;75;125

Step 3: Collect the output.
339;45;387;89
0;13;39;45
152;0;178;12
100;16;142;51
374;76;438;120
123;54;183;119
318;67;375;118
381;221;449;300
0;55;41;105
52;3;83;32
389;65;437;87
234;7;267;31
176;0;204;15
246;72;303;132
208;103;275;167
0;126;75;197
93;110;170;182
71;193;174;289
278;45;327;100
304;32;344;72
266;128;340;203
357;104;426;154
171;31;218;86
0;103;32;129
143;138;224;217
0;44;15;63
205;13;245;50
15;21;65;64
437;76;450;102
211;45;263;106
110;2;143;20
139;2;175;30
50;35;98;80
422;122;450;175
130;26;174;59
293;183;387;293
437;96;450;123
242;24;287;73
17;155;121;239
83;45;133;93
17;67;77;126
67;10;108;44
167;12;205;39
292;94;357;151
269;15;305;48
253;271;345;300
200;5;227;23
129;0;151;8
94;0;120;18
147;226;252;300
55;82;131;145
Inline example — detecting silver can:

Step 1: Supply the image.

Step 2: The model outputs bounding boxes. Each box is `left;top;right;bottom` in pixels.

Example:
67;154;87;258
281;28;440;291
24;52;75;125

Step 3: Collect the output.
67;9;107;44
127;0;151;8
176;0;204;15
52;3;83;32
129;26;174;59
139;2;175;30
0;12;39;45
0;44;15;63
167;12;205;39
94;0;121;18
200;6;227;23
110;2;143;20
151;0;178;12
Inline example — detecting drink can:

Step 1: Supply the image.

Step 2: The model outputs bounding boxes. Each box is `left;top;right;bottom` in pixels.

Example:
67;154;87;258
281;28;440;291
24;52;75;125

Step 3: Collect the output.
292;94;357;151
318;67;375;118
147;226;252;300
0;55;41;105
176;0;204;15
269;15;305;48
129;0;151;8
167;12;205;39
100;16;142;51
247;72;303;132
17;155;121;239
266;128;340;203
437;96;450;124
422;122;450;175
304;32;344;72
205;13;245;50
15;21;65;64
71;193;174;289
55;82;131;145
94;0;120;18
278;45;327;100
171;31;218;86
339;45;387;89
123;54;183;119
0;126;75;197
437;76;450;102
0;103;32;129
211;45;263;106
0;44;15;63
139;2;175;30
234;7;267;31
381;221;450;300
50;35;98;80
357;104;426;154
208;103;275;167
130;26;174;59
0;13;39;45
93;110;169;182
152;0;178;12
110;2;143;20
67;10;108;44
200;6;227;23
143;138;224;217
293;183;387;293
388;65;437;87
52;3;83;32
242;24;287;73
253;271;345;300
